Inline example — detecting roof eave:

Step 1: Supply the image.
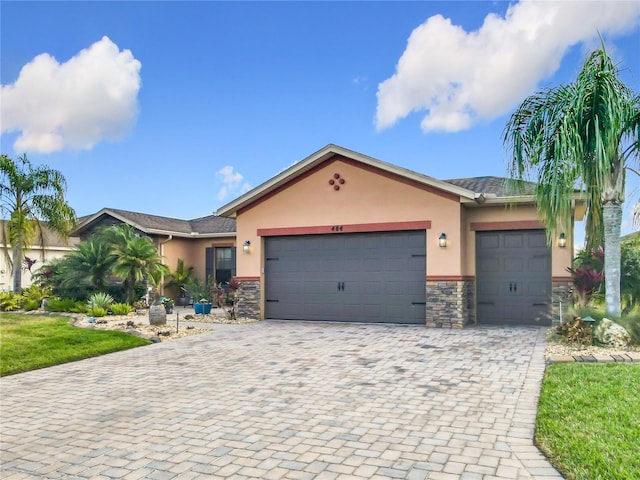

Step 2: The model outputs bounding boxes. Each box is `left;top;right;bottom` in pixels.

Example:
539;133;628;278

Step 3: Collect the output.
146;229;236;239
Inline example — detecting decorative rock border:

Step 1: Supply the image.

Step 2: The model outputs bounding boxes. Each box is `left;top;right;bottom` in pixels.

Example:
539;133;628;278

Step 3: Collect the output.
547;352;640;363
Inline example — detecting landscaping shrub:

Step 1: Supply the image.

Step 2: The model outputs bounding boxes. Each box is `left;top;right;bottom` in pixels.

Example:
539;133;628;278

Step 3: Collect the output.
556;316;594;345
45;297;86;313
110;303;131;315
0;291;22;311
20;284;50;306
22;299;41;311
87;292;114;311
88;306;107;317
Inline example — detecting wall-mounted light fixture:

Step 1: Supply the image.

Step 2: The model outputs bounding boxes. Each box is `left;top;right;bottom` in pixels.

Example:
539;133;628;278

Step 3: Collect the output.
243;240;251;254
438;233;447;248
558;233;566;248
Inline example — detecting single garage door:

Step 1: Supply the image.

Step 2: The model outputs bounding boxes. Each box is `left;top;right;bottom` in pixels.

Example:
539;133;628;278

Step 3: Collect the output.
476;230;551;326
264;230;426;323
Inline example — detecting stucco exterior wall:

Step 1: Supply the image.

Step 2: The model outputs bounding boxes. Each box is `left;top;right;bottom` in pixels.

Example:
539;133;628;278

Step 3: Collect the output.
160;236;236;282
236;157;463;279
0;245;76;291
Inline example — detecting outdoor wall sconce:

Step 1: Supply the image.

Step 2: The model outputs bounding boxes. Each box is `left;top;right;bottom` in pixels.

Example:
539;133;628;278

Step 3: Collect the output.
438;233;447;248
243;240;251;254
558;233;567;248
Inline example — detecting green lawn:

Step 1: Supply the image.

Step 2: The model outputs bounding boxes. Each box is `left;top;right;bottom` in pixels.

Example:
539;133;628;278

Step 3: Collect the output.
0;313;150;376
536;363;640;480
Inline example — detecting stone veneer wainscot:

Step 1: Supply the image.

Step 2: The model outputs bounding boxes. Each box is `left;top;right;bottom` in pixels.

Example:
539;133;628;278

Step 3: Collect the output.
236;279;260;319
426;279;475;328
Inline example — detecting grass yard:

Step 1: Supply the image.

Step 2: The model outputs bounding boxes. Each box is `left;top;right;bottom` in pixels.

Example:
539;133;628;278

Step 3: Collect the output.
536;363;640;480
0;313;150;376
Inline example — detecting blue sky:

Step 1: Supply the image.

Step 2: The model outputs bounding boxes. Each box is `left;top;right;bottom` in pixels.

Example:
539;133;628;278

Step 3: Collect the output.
2;1;640;245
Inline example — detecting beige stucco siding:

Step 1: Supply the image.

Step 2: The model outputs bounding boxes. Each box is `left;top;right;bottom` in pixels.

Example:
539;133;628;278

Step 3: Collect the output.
161;236;236;282
0;245;76;291
236;157;463;279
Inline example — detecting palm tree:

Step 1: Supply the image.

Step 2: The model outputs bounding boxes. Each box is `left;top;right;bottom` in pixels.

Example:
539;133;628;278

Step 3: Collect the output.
62;239;116;291
0;154;76;292
165;258;194;305
98;224;168;304
504;47;640;317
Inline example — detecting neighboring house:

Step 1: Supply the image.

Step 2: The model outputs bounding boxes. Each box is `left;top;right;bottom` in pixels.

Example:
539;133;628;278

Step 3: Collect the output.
217;144;585;327
72;208;236;297
0;221;80;291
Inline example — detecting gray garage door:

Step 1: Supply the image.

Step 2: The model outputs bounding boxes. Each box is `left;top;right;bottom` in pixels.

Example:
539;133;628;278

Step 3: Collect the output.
476;230;551;326
264;231;426;323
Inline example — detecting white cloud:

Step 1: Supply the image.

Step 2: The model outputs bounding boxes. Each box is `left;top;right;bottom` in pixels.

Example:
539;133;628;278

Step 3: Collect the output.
216;165;251;201
1;36;141;153
375;0;640;133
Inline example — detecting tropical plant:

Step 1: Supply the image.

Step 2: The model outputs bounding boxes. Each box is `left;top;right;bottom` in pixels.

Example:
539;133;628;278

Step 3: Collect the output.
165;258;194;301
96;224;168;304
20;284;50;304
567;266;605;309
504;47;640;317
214;277;240;320
61;239;116;291
110;303;132;315
44;297;87;313
161;297;174;308
88;306;107;318
19;284;50;311
0;154;76;292
87;292;114;311
0;291;22;311
184;277;212;304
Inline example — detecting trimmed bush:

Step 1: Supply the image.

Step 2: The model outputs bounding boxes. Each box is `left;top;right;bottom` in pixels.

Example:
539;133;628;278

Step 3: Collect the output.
88;306;107;317
110;303;131;315
0;291;22;312
45;297;87;313
22;299;41;311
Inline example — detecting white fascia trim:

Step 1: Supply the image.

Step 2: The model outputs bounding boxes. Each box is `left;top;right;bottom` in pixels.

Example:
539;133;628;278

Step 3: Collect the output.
145;229;236;239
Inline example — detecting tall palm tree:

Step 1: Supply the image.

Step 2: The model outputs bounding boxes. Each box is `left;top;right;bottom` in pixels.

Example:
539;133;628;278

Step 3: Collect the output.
504;47;640;317
98;224;168;304
0;154;76;292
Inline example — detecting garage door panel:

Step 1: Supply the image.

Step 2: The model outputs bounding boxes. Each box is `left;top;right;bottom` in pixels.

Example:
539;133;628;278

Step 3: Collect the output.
504;257;525;272
478;233;500;249
265;231;426;323
528;233;548;248
504;233;525;248
476;230;551;326
526;281;549;296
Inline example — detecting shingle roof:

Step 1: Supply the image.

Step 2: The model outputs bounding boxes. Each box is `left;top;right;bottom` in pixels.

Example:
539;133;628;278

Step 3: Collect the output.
74;208;236;237
443;176;537;196
1;220;80;248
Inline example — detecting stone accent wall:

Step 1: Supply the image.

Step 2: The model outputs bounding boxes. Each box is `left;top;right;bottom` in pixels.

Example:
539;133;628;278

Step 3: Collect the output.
552;281;573;325
237;280;261;319
426;280;475;328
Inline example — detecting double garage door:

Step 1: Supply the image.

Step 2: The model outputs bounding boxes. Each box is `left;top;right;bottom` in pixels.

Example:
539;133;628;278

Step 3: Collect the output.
264;229;551;326
264;231;426;324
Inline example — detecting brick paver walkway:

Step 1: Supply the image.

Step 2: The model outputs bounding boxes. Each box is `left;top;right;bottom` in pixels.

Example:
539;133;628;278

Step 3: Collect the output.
1;322;562;479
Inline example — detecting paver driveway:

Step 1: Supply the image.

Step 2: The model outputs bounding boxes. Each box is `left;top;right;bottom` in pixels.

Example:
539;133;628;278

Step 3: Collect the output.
1;322;562;480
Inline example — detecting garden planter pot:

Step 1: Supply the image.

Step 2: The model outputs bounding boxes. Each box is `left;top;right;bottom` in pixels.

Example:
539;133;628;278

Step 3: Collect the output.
194;303;212;314
164;305;174;314
177;296;190;307
149;304;167;325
